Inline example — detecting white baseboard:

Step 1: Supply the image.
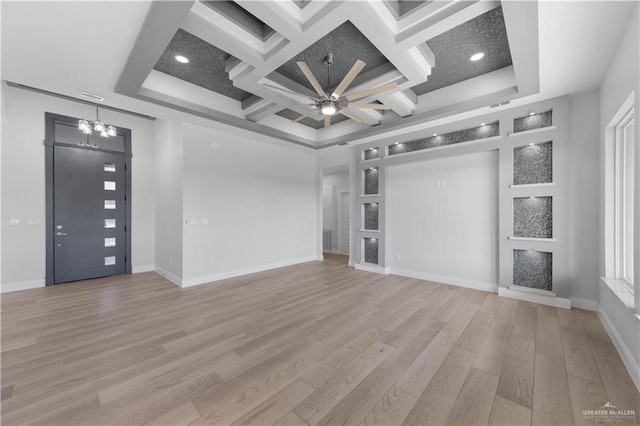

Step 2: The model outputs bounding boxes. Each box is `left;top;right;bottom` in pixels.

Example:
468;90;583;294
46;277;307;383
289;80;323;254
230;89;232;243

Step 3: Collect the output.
570;297;597;311
132;265;155;274
498;287;571;309
348;260;355;267
154;267;182;287
596;305;640;392
316;255;324;261
355;263;390;274
389;268;498;293
180;256;319;288
1;278;46;293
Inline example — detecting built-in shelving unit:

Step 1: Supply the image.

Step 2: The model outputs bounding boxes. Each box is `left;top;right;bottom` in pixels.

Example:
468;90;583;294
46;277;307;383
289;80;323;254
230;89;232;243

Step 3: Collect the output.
506;108;565;298
351;100;569;307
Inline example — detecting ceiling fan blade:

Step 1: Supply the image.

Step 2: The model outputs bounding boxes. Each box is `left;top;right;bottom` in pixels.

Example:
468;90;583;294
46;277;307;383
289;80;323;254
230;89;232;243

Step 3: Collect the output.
332;59;366;98
294;110;316;123
297;62;327;98
345;82;398;101
339;109;363;124
347;103;391;110
324;116;331;128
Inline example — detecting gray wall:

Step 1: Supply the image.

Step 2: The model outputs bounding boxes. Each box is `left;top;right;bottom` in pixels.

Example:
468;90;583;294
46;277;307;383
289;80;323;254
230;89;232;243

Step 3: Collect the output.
181;122;318;285
597;4;639;380
568;91;599;302
153;119;183;281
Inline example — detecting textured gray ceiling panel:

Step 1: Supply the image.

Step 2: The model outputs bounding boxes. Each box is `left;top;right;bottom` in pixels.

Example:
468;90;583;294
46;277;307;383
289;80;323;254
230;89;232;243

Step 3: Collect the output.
275;21;390;95
276;108;349;129
411;6;513;96
153;29;252;101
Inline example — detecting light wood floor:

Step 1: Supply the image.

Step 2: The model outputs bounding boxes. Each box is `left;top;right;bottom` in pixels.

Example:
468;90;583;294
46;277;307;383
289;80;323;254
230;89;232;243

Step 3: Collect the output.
2;254;638;425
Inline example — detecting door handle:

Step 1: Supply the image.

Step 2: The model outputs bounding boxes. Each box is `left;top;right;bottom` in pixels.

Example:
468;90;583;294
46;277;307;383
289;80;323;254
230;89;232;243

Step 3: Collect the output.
56;232;67;236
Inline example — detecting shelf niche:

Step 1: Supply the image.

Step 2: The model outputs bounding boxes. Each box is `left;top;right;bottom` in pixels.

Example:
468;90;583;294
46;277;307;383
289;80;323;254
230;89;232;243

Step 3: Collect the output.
514;141;553;185
514;196;552;238
513;110;553;133
363;203;379;230
364;167;379;195
363;237;379;264
387;121;499;156
513;249;552;291
364;147;380;161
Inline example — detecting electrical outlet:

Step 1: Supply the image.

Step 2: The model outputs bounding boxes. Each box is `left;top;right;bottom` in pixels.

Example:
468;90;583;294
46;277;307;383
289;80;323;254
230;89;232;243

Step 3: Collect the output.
26;218;40;225
9;218;20;226
190;218;199;225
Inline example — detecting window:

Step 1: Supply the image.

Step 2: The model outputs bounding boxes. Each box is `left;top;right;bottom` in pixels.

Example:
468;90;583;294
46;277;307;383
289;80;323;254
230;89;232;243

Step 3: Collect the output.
604;95;636;309
614;109;634;290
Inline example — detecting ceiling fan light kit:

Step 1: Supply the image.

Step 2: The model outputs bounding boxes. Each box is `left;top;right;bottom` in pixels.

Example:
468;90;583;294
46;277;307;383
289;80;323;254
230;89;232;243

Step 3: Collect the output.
292;54;397;127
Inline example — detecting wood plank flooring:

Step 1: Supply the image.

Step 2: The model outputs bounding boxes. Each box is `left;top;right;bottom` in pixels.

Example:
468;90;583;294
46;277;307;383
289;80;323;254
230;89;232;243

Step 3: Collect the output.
2;254;638;425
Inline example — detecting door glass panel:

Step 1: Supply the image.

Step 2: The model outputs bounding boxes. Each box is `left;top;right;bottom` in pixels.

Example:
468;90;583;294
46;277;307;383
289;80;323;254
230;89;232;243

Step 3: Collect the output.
104;219;116;228
54;121;86;144
104;181;116;191
104;256;116;266
104;200;116;209
104;237;116;247
104;163;116;172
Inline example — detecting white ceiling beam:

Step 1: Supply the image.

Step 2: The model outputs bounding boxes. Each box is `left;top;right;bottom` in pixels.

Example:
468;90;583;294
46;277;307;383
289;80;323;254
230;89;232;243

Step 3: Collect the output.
182;5;264;66
378;91;417;117
236;0;302;40
414;66;517;115
502;1;540;96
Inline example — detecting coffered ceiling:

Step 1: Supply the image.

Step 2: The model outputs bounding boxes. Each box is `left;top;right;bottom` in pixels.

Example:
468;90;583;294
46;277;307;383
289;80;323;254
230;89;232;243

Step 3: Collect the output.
116;0;539;149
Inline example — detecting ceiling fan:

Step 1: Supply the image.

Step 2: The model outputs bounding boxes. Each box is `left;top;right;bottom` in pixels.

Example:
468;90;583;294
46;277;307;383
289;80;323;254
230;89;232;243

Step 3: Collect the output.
267;54;397;128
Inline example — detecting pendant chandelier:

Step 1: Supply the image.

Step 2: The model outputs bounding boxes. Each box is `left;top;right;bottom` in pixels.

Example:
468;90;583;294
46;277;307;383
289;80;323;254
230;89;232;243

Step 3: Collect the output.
78;105;117;138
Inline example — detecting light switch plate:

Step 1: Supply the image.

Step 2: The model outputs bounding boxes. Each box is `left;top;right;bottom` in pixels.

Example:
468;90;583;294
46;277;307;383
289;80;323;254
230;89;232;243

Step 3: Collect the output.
26;218;40;225
9;218;20;226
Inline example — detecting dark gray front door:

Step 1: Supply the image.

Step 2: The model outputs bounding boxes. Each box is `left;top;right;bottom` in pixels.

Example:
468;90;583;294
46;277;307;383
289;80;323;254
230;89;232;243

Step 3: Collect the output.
53;145;127;283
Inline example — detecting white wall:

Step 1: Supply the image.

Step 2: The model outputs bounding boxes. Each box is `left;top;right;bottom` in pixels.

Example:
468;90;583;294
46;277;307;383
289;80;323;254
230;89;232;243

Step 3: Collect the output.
387;151;499;291
0;84;155;291
597;4;640;388
180;122;318;286
568;91;600;304
153;120;183;282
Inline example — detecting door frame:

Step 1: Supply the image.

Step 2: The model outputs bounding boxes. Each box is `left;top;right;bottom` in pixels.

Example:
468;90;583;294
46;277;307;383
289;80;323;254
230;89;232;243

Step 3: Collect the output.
338;189;350;255
45;112;132;285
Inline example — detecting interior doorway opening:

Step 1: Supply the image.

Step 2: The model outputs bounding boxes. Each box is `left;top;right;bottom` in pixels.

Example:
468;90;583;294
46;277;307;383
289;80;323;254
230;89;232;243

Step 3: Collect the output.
322;165;350;264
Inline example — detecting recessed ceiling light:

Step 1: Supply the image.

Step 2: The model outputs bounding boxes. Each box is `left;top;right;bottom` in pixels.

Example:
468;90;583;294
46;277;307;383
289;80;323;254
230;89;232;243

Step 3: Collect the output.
394;142;399;145
469;52;485;61
433;133;438;137
480;122;486;126
528;143;535;146
528;112;536;116
175;55;189;64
